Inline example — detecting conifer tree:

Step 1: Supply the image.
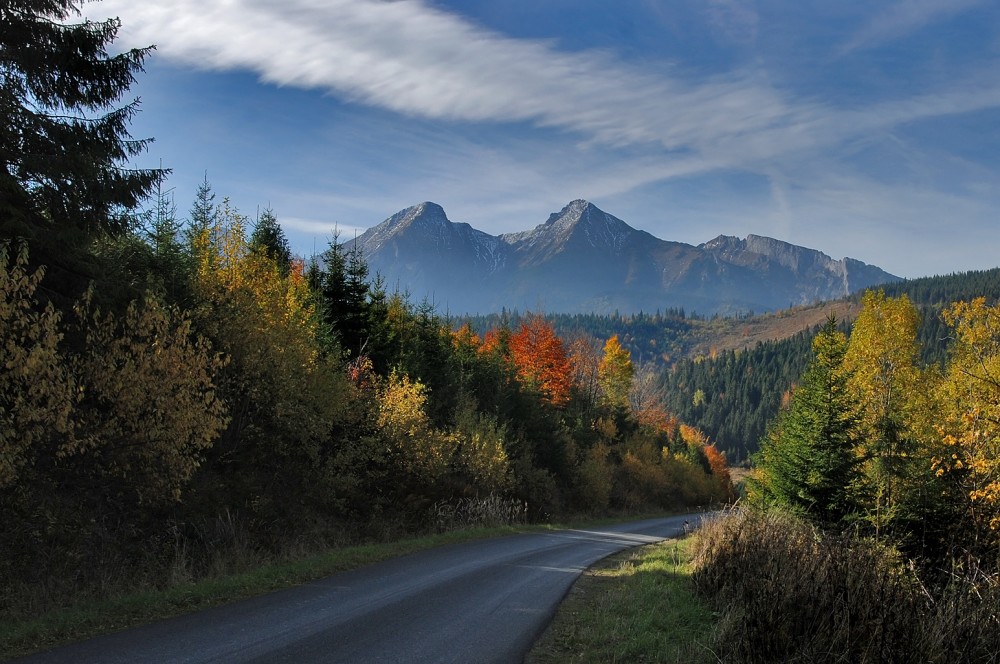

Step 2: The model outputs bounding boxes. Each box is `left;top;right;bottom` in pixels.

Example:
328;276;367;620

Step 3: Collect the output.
0;0;162;243
186;174;217;246
249;208;292;276
752;318;861;525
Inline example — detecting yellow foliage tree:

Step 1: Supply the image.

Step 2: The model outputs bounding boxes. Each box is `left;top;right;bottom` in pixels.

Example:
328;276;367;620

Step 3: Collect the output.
934;298;1000;535
0;243;77;488
376;371;455;485
452;400;511;494
69;290;229;503
190;201;346;463
598;334;634;410
843;291;923;533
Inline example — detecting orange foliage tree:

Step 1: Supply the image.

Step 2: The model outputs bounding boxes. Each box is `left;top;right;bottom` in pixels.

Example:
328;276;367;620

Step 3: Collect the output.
508;315;573;408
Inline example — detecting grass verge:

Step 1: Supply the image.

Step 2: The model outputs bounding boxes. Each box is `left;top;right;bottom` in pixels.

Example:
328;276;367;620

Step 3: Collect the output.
526;536;717;664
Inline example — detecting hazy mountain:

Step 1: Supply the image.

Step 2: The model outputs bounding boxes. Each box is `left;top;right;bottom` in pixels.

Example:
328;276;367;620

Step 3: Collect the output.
351;200;900;315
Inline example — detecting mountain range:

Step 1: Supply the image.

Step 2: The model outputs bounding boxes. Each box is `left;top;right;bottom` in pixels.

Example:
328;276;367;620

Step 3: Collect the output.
350;199;900;315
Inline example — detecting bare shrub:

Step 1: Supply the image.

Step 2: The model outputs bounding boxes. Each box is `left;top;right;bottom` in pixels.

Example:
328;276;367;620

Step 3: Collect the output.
432;495;528;531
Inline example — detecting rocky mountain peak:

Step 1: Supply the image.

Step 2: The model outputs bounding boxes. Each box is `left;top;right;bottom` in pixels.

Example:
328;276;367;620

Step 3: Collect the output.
505;199;635;254
356;201;452;253
395;201;449;228
543;199;594;225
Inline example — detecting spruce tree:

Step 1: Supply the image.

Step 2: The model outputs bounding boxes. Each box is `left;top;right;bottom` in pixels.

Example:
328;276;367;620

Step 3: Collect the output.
249;208;292;276
1;1;162;242
185;174;217;245
752;317;861;525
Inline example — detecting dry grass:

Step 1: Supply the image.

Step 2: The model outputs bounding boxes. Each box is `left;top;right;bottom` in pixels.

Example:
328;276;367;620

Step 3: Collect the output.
687;300;860;359
692;509;1000;663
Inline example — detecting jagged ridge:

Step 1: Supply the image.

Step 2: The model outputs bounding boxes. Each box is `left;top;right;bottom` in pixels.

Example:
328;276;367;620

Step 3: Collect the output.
351;200;900;315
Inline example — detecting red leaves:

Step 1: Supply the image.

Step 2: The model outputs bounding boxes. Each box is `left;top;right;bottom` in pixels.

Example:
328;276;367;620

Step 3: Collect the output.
506;315;573;408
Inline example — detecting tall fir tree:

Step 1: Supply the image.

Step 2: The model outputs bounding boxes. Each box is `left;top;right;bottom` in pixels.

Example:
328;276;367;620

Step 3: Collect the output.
1;0;163;267
185;174;217;247
249;208;292;276
316;235;372;357
752;317;861;525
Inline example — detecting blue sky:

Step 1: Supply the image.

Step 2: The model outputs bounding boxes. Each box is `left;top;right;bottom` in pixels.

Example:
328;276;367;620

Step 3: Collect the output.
89;0;1000;279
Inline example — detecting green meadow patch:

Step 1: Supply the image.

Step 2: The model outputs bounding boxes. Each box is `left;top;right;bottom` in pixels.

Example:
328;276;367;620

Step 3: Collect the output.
527;536;717;664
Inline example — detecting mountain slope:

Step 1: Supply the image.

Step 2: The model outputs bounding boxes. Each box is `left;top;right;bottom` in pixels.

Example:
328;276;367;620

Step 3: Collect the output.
353;200;899;315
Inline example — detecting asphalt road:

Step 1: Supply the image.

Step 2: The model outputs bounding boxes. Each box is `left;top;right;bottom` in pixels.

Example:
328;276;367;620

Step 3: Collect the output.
19;514;702;663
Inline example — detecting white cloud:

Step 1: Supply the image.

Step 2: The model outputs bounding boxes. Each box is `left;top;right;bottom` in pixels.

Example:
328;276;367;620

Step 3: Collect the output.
93;0;1000;179
281;216;366;239
840;0;987;54
92;1;810;155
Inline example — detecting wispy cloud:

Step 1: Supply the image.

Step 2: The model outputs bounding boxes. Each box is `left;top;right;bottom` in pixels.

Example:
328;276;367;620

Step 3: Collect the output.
703;0;759;46
99;0;802;153
281;217;366;240
97;0;1000;176
839;0;987;54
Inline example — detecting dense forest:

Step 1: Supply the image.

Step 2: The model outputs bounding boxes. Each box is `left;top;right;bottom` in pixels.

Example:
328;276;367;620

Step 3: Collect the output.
661;268;1000;461
0;1;731;604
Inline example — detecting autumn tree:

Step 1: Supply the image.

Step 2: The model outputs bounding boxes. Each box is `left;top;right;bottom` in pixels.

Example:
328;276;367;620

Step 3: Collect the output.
0;242;76;488
843;291;922;535
69;289;229;504
189;198;349;516
508;315;572;408
629;361;666;421
376;371;455;491
599;334;634;410
931;298;1000;547
567;335;602;417
704;444;736;502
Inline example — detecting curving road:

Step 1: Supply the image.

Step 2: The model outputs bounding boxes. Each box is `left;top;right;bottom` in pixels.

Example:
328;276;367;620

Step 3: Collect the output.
19;514;702;663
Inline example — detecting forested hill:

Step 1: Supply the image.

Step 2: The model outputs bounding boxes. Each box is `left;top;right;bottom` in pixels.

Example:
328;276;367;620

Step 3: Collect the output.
877;267;1000;307
662;267;1000;462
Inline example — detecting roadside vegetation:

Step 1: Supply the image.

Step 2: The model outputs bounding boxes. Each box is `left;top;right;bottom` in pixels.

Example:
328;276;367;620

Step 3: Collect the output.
536;286;1000;663
6;3;1000;662
528;536;716;664
693;509;1000;663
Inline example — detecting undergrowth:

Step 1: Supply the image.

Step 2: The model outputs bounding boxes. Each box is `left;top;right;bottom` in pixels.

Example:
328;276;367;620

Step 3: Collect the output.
692;509;1000;663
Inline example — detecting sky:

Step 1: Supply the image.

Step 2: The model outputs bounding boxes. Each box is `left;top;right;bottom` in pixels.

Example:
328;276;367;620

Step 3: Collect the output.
86;0;1000;279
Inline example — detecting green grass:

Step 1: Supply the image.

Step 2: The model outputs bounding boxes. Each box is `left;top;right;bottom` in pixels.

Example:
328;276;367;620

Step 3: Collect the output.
526;536;717;664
